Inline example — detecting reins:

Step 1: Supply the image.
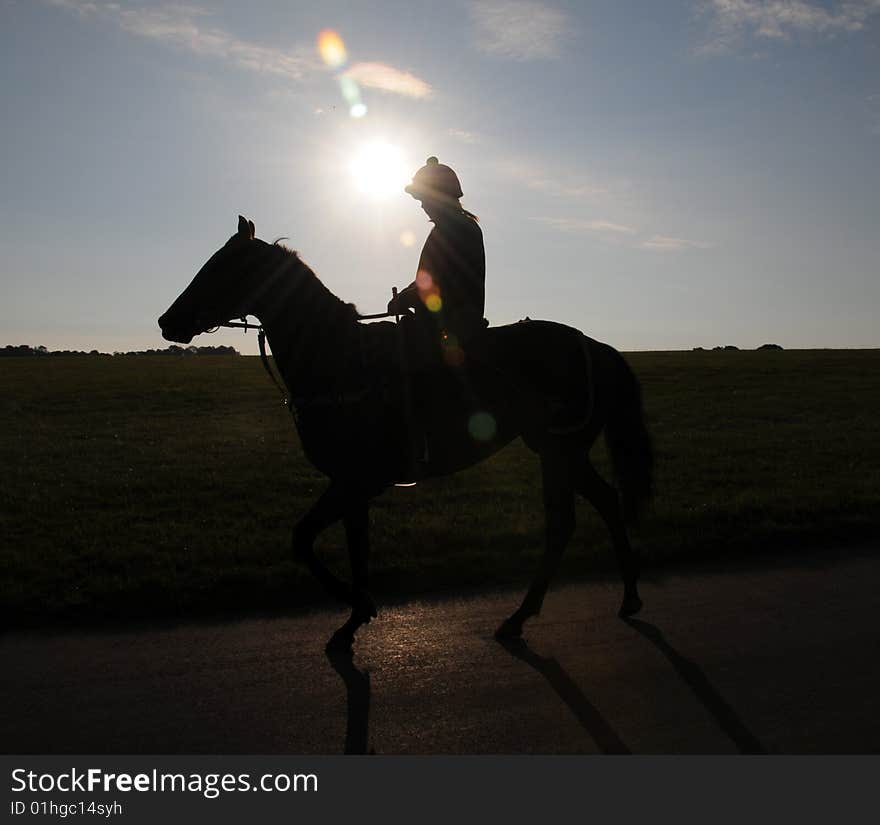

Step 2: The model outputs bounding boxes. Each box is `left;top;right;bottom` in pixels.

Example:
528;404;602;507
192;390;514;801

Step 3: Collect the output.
212;302;399;417
206;318;291;409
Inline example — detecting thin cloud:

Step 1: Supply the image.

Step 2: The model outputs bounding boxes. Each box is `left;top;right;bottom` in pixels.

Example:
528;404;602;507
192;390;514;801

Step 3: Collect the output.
46;1;431;99
47;1;316;79
639;235;713;251
698;0;880;54
527;178;609;198
468;1;568;60
344;62;431;99
531;217;637;234
446;128;481;144
494;158;608;199
47;0;98;13
533;219;713;252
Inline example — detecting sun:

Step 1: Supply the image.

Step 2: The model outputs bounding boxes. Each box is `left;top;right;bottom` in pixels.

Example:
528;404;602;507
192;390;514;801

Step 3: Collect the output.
349;139;409;200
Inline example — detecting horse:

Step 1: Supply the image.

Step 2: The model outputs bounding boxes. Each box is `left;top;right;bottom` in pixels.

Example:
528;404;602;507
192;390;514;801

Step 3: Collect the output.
158;216;653;652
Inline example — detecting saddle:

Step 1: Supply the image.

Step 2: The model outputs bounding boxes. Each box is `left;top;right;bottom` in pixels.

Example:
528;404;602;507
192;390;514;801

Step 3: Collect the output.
360;318;595;438
294;318;593;482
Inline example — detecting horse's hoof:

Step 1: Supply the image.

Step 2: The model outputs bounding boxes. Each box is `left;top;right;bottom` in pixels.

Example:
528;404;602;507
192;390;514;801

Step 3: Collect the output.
618;595;643;618
495;618;523;640
325;630;354;655
353;590;378;621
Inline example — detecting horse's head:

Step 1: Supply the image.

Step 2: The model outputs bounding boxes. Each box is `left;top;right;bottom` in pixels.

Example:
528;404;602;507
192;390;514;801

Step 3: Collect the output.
158;215;272;344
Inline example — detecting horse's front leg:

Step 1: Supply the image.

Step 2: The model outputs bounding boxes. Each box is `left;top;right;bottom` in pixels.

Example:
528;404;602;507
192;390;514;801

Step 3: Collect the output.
326;493;377;654
292;482;355;606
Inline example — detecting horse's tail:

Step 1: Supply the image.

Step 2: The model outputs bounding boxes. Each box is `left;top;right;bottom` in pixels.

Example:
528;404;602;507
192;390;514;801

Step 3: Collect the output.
598;343;653;524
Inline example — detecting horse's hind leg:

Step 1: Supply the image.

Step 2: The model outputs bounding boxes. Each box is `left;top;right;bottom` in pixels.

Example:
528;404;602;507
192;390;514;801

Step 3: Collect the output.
496;448;576;639
573;460;642;617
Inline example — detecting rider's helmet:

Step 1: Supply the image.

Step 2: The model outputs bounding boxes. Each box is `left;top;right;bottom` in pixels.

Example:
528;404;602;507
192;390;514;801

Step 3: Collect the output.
405;157;463;202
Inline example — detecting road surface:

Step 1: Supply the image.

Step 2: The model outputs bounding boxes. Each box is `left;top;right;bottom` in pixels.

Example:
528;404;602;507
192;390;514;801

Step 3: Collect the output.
3;549;879;753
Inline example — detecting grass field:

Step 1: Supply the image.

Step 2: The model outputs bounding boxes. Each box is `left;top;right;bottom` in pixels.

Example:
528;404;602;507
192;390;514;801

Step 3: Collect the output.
2;349;878;625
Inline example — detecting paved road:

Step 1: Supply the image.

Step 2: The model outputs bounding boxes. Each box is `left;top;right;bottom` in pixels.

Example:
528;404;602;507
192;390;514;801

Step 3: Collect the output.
3;549;879;753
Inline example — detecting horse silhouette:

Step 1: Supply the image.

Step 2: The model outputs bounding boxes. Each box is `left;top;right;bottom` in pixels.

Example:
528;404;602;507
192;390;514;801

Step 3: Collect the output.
158;216;653;652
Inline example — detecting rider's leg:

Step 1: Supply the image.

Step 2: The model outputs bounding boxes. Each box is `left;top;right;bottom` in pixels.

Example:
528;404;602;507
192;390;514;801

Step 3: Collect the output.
395;317;435;484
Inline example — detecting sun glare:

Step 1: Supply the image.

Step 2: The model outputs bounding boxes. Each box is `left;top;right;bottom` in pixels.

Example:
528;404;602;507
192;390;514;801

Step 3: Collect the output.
349;140;409;200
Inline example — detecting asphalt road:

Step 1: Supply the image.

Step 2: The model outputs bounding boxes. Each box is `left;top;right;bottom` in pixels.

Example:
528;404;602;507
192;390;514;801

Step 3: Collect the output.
3;549;879;754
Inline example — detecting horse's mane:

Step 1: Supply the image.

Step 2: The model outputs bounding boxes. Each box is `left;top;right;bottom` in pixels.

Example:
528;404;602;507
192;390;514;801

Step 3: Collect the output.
268;240;359;322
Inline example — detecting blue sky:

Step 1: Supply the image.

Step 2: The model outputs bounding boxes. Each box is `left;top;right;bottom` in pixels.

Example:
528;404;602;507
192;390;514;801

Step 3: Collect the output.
2;0;878;352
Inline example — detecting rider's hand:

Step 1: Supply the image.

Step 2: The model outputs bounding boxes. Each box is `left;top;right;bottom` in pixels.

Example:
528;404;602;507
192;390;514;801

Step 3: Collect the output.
389;284;417;315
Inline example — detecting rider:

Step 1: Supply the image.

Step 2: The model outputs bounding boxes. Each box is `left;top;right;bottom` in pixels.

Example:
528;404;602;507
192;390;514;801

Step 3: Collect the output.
387;157;488;482
388;157;487;370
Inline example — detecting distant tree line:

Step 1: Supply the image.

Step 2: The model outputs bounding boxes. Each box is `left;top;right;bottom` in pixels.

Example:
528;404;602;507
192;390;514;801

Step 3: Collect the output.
1;344;240;357
692;344;784;352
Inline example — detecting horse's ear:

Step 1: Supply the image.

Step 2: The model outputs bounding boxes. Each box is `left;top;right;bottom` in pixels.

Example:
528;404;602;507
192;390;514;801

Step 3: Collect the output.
237;215;254;239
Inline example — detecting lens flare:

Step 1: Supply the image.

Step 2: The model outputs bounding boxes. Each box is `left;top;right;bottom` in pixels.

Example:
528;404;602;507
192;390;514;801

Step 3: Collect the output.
317;29;366;118
339;75;360;105
443;347;465;367
317;30;347;69
442;334;465;367
468;412;497;442
400;230;417;247
425;294;442;312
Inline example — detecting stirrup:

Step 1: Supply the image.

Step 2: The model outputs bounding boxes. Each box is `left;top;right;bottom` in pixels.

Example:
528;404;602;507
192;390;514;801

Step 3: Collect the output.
394;458;426;487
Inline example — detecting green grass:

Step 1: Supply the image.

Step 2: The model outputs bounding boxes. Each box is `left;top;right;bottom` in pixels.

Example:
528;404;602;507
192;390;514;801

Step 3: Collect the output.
2;350;878;624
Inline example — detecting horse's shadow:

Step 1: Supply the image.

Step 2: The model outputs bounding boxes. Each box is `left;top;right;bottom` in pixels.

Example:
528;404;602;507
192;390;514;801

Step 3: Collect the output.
497;637;631;753
325;619;764;754
622;617;766;754
499;618;766;754
325;650;372;754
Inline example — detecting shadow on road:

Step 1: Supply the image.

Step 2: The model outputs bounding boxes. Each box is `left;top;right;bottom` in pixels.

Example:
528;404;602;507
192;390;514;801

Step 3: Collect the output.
325;650;372;754
623;617;766;754
497;637;631;754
